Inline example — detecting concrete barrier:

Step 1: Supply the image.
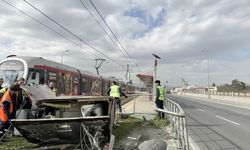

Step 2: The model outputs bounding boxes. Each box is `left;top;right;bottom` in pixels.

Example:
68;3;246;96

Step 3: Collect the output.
180;93;250;105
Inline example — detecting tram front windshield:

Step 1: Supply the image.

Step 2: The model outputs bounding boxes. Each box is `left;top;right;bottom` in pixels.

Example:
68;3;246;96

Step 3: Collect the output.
0;60;24;87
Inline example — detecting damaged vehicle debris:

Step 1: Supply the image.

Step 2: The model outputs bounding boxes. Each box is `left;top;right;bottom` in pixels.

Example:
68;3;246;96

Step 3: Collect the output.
11;85;115;149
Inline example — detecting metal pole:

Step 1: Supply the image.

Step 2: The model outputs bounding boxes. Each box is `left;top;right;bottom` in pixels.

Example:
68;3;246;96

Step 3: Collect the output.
95;58;105;75
96;69;99;75
126;64;129;83
153;58;157;100
61;50;69;64
208;54;210;99
133;96;136;114
61;51;63;64
152;54;161;100
183;117;190;150
202;50;210;99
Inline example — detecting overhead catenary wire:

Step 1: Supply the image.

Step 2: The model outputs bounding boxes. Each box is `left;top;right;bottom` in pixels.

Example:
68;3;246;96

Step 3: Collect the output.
23;0;127;71
79;0;126;57
0;0;98;59
88;0;141;72
1;0;76;47
1;0;128;80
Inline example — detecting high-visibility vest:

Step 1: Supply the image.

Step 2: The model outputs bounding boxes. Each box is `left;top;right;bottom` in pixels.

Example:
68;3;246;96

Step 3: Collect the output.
0;87;7;94
110;85;120;98
0;87;7;100
0;91;13;122
157;86;165;101
49;88;57;96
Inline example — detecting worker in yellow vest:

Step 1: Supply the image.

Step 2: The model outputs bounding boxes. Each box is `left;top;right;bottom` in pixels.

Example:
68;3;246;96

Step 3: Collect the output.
45;81;58;116
155;80;166;119
108;81;127;117
49;81;58;96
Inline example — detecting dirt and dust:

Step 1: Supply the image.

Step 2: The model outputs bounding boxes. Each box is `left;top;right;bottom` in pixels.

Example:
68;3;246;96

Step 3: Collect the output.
113;116;170;150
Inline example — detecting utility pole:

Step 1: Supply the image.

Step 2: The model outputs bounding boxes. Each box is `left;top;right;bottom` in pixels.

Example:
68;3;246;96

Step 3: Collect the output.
95;58;105;75
152;53;161;99
207;54;210;99
202;50;210;99
126;64;130;84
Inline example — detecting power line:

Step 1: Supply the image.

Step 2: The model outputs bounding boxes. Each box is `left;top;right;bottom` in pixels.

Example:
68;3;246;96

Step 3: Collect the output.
23;0;126;71
89;0;141;72
0;0;98;59
79;0;127;57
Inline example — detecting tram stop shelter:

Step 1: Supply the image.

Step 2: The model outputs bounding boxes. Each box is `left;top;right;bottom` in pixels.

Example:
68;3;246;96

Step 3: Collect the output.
136;73;153;91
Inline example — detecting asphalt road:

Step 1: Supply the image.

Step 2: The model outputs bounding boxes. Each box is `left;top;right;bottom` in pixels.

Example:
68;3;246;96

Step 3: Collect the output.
168;94;250;150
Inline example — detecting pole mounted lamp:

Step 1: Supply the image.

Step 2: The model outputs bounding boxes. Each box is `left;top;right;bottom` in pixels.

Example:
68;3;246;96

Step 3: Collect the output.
61;50;70;64
152;53;161;99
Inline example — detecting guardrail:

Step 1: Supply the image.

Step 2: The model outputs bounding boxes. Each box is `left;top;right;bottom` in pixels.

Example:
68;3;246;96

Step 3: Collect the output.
156;98;189;150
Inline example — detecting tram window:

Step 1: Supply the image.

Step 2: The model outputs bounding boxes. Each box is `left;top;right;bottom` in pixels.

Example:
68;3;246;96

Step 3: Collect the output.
0;60;24;87
28;72;40;85
31;72;36;79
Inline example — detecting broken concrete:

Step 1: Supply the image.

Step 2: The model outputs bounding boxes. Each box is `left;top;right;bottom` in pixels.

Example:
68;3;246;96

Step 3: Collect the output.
138;139;167;150
12;91;116;149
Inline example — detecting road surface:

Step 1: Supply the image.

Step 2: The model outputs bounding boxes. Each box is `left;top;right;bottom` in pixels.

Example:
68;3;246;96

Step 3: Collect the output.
168;94;250;150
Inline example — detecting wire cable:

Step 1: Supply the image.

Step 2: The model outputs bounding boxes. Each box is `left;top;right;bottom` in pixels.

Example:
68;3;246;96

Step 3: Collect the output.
79;0;124;56
1;0;98;59
23;0;126;71
1;0;76;47
89;0;141;72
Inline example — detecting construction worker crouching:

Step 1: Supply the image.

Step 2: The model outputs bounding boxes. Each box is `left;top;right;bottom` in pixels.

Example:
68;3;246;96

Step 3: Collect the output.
108;81;127;118
0;84;20;139
155;80;166;119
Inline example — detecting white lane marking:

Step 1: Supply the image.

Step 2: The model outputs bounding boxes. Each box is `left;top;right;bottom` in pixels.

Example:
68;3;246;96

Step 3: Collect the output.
189;136;200;150
197;108;205;112
216;115;240;126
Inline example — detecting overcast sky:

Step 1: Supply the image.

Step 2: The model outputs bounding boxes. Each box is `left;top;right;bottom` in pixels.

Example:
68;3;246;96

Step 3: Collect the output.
0;0;250;87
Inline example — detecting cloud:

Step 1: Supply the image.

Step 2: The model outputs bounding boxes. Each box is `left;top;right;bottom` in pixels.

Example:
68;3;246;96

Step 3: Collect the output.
0;0;249;87
124;6;166;38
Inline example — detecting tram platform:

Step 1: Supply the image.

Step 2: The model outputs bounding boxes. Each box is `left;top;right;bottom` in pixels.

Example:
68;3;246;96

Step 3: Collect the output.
122;94;156;121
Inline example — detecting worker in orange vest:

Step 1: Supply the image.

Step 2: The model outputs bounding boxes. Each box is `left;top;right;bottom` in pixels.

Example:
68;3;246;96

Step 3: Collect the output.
0;84;20;139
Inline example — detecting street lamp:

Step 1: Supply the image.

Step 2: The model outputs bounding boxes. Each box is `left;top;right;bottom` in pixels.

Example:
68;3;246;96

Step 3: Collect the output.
201;50;210;99
152;53;161;99
61;50;69;64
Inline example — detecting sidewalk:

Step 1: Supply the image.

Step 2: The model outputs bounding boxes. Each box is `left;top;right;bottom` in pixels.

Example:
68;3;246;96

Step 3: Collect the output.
122;95;156;120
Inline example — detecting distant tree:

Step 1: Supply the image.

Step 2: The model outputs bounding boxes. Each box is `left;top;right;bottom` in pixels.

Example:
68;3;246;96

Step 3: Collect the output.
232;79;246;93
218;84;232;92
218;79;246;93
245;85;250;91
212;83;216;87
